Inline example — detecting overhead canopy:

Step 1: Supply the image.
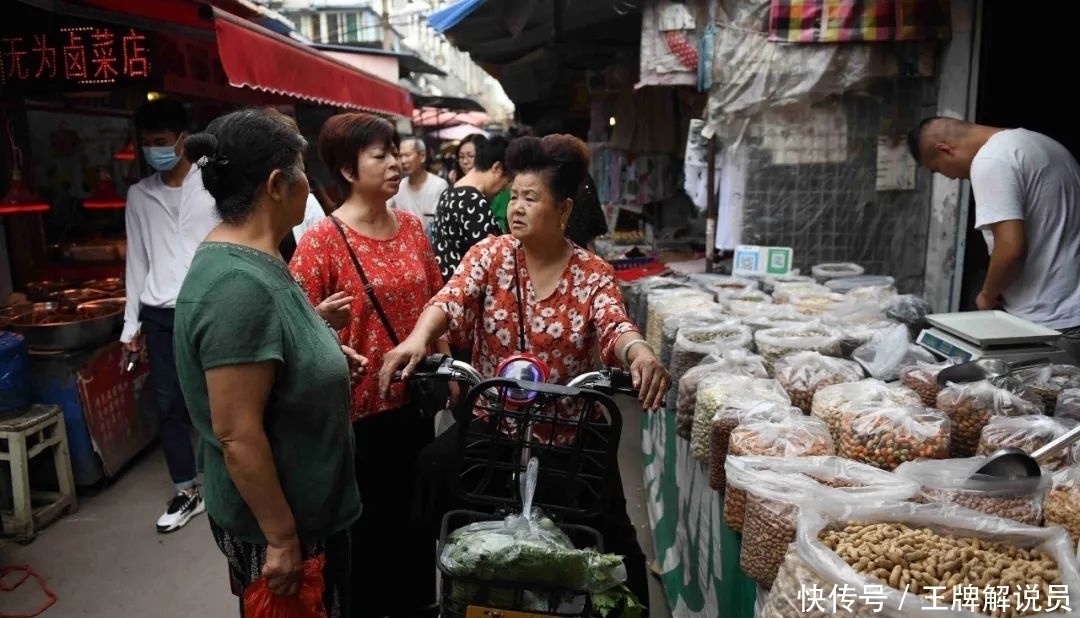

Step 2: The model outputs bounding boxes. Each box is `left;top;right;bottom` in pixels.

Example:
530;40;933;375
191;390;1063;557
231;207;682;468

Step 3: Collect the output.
413;109;490;128
413;95;486;114
428;0;487;34
309;43;448;78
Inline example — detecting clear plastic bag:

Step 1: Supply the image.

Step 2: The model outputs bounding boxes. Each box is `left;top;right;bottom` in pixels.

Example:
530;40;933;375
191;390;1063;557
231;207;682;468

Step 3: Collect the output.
659;307;730;367
759;546;879;618
883;294;931;340
899;360;958;407
936;379;1045;457
1058;388;1080;421
845;283;899;303
789;292;850;317
724;289;775;317
824;275;897;294
851;324;935;382
1017;365;1080;415
837;404;951;471
627;277;694;329
439;458;627;593
728;457;919;589
772;282;832;304
754;324;843;370
796;501;1080;618
674;349;770;430
976;415;1078;471
737;304;810;335
811;379;922;445
773;351;865;413
723;416;834;532
811;262;865;283
707;399;801;491
645;291;716;350
692;376;790;463
893;457;1051;526
1045;467;1080;547
760;273;813;295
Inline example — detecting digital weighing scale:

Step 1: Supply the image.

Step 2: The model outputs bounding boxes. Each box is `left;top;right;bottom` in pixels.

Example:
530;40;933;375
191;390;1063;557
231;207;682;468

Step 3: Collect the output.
916;310;1072;364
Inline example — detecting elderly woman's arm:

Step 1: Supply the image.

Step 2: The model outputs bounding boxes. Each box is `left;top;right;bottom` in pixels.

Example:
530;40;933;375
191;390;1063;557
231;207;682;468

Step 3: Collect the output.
207;362;301;595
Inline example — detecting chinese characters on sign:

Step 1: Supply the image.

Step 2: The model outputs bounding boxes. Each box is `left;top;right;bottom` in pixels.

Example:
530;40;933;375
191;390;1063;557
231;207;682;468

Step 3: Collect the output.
1;24;153;86
798;583;1072;614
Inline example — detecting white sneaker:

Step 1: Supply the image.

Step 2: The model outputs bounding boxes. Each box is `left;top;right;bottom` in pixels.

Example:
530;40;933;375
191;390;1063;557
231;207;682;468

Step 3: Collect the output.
156;487;206;533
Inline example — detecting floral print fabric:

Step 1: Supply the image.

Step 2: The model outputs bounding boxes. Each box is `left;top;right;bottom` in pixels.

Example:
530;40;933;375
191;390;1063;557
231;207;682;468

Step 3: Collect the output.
290;212;444;421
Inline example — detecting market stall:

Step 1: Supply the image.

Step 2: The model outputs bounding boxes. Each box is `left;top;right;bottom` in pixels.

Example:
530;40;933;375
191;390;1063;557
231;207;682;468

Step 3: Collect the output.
626;266;1080;617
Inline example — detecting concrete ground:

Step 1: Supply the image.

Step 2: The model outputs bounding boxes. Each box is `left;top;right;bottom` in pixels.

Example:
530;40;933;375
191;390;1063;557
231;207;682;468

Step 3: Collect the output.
1;399;670;618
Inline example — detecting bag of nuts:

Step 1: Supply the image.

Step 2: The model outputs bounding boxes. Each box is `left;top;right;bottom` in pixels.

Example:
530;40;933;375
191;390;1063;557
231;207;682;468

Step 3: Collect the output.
811;379;923;445
1057;388;1080;422
883;294;931;341
738;305;809;337
851;324;936;382
1017;365;1080;416
691;375;790;463
772;282;832;304
659;307;730;367
759;546;881;618
645;291;716;350
977;415;1079;471
936;379;1044;458
837;405;951;471
894;457;1051;526
794;501;1080;618
899;360;958;408
725;455;922;500
1045;467;1080;547
760;273;814;296
723;415;834;532
773;351;866;413
707;400;802;491
724;289;775;317
674;350;769;437
754;324;844;371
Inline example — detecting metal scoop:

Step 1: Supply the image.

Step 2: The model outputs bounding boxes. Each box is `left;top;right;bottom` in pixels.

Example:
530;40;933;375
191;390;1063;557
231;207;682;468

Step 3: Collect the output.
936;357;1050;388
975;424;1080;480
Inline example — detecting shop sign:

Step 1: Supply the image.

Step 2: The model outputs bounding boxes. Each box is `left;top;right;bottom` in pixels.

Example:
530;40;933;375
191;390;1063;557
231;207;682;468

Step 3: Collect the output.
1;22;154;88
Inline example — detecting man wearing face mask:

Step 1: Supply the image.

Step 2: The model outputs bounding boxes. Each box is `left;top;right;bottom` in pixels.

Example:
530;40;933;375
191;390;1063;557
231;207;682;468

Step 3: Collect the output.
123;99;218;533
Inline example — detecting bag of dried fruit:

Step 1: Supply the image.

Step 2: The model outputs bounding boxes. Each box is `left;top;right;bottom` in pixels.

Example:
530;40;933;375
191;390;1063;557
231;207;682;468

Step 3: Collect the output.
721;415;833;532
691;375;789;462
837;404;951;471
707;399;801;492
788;501;1080;618
773;351;865;414
977;415;1079;471
811;378;922;445
894;457;1051;526
936;378;1044;457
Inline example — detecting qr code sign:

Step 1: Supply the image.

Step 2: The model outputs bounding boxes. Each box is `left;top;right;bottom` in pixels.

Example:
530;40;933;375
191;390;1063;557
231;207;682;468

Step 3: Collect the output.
736;252;759;272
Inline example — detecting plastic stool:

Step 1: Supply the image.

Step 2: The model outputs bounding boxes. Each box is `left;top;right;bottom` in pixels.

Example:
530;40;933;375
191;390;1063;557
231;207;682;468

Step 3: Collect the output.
0;404;78;542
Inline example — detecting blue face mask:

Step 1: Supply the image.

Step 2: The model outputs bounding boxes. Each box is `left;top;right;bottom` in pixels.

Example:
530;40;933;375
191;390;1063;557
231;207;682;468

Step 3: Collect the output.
142;142;181;172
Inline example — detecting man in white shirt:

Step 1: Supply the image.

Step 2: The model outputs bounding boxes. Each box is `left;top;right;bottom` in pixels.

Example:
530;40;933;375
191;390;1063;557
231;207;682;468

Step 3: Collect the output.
123;99;218;532
908;117;1080;362
390;136;448;235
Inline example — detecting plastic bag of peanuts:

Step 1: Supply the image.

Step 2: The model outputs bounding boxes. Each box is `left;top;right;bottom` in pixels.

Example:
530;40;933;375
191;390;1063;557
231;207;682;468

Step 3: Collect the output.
728;458;919;590
936;378;1044;458
1058;388;1080;422
722;415;833;532
707;400;802;492
691;375;790;463
1045;467;1080;548
773;351;866;414
787;501;1080;618
899;359;959;407
754;324;843;371
894;457;1051;526
837;404;951;471
811;379;923;445
759;545;881;618
976;415;1079;471
674;350;769;437
1017;365;1080;416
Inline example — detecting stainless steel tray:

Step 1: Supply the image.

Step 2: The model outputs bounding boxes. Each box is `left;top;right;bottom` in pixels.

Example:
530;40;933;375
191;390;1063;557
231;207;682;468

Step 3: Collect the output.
925;311;1061;347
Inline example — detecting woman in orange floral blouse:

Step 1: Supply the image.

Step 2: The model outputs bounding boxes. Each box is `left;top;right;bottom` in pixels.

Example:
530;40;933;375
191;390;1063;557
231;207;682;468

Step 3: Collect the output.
289;113;448;618
380;134;669;612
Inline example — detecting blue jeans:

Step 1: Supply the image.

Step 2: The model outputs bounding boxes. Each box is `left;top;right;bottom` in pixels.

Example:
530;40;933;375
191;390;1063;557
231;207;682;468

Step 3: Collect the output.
140;306;197;491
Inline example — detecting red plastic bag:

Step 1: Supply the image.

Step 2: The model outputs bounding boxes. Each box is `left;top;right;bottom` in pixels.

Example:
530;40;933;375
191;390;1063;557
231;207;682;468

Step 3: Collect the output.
243;553;328;618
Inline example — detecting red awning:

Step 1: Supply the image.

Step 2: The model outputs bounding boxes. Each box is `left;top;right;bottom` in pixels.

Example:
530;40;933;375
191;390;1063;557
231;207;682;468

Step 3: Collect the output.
211;8;413;117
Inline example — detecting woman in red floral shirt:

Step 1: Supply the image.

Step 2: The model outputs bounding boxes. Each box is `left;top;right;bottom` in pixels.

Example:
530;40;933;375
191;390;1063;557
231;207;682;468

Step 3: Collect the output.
289;113;447;618
380;134;669;612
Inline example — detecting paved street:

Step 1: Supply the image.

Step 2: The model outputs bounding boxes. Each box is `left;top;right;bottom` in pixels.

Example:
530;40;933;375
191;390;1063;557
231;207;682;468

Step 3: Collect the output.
1;397;669;618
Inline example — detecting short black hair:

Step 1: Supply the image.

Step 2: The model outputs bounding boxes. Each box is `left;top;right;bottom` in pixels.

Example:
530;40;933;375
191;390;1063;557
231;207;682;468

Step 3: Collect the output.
907;117;943;165
183;108;308;225
474;136;509;172
317;113;400;196
135;99;188;135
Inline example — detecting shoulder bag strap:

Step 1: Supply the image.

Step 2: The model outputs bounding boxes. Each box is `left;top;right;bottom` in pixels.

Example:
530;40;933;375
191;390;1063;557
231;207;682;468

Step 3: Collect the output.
329;216;400;346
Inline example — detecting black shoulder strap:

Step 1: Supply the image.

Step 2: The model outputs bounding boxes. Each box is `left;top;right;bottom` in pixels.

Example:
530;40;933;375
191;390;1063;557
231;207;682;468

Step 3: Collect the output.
329;216;400;345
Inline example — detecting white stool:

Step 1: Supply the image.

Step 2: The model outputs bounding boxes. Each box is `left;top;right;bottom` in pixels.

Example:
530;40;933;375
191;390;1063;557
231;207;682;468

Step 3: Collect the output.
0;404;78;543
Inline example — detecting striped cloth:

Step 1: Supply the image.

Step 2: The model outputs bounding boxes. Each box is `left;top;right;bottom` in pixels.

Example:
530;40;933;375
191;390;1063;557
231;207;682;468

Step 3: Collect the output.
768;0;951;43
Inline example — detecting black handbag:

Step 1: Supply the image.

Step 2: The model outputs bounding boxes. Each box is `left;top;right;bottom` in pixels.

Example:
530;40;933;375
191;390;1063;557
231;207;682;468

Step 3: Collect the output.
329;216;447;417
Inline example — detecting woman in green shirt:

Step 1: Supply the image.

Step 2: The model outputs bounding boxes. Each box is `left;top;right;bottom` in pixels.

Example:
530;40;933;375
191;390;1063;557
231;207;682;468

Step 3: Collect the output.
173;108;365;617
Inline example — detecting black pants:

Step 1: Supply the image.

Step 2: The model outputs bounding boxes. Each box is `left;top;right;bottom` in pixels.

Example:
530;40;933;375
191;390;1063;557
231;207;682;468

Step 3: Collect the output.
210;518;352;618
141;306;197;489
351;405;436;618
414;422;650;614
